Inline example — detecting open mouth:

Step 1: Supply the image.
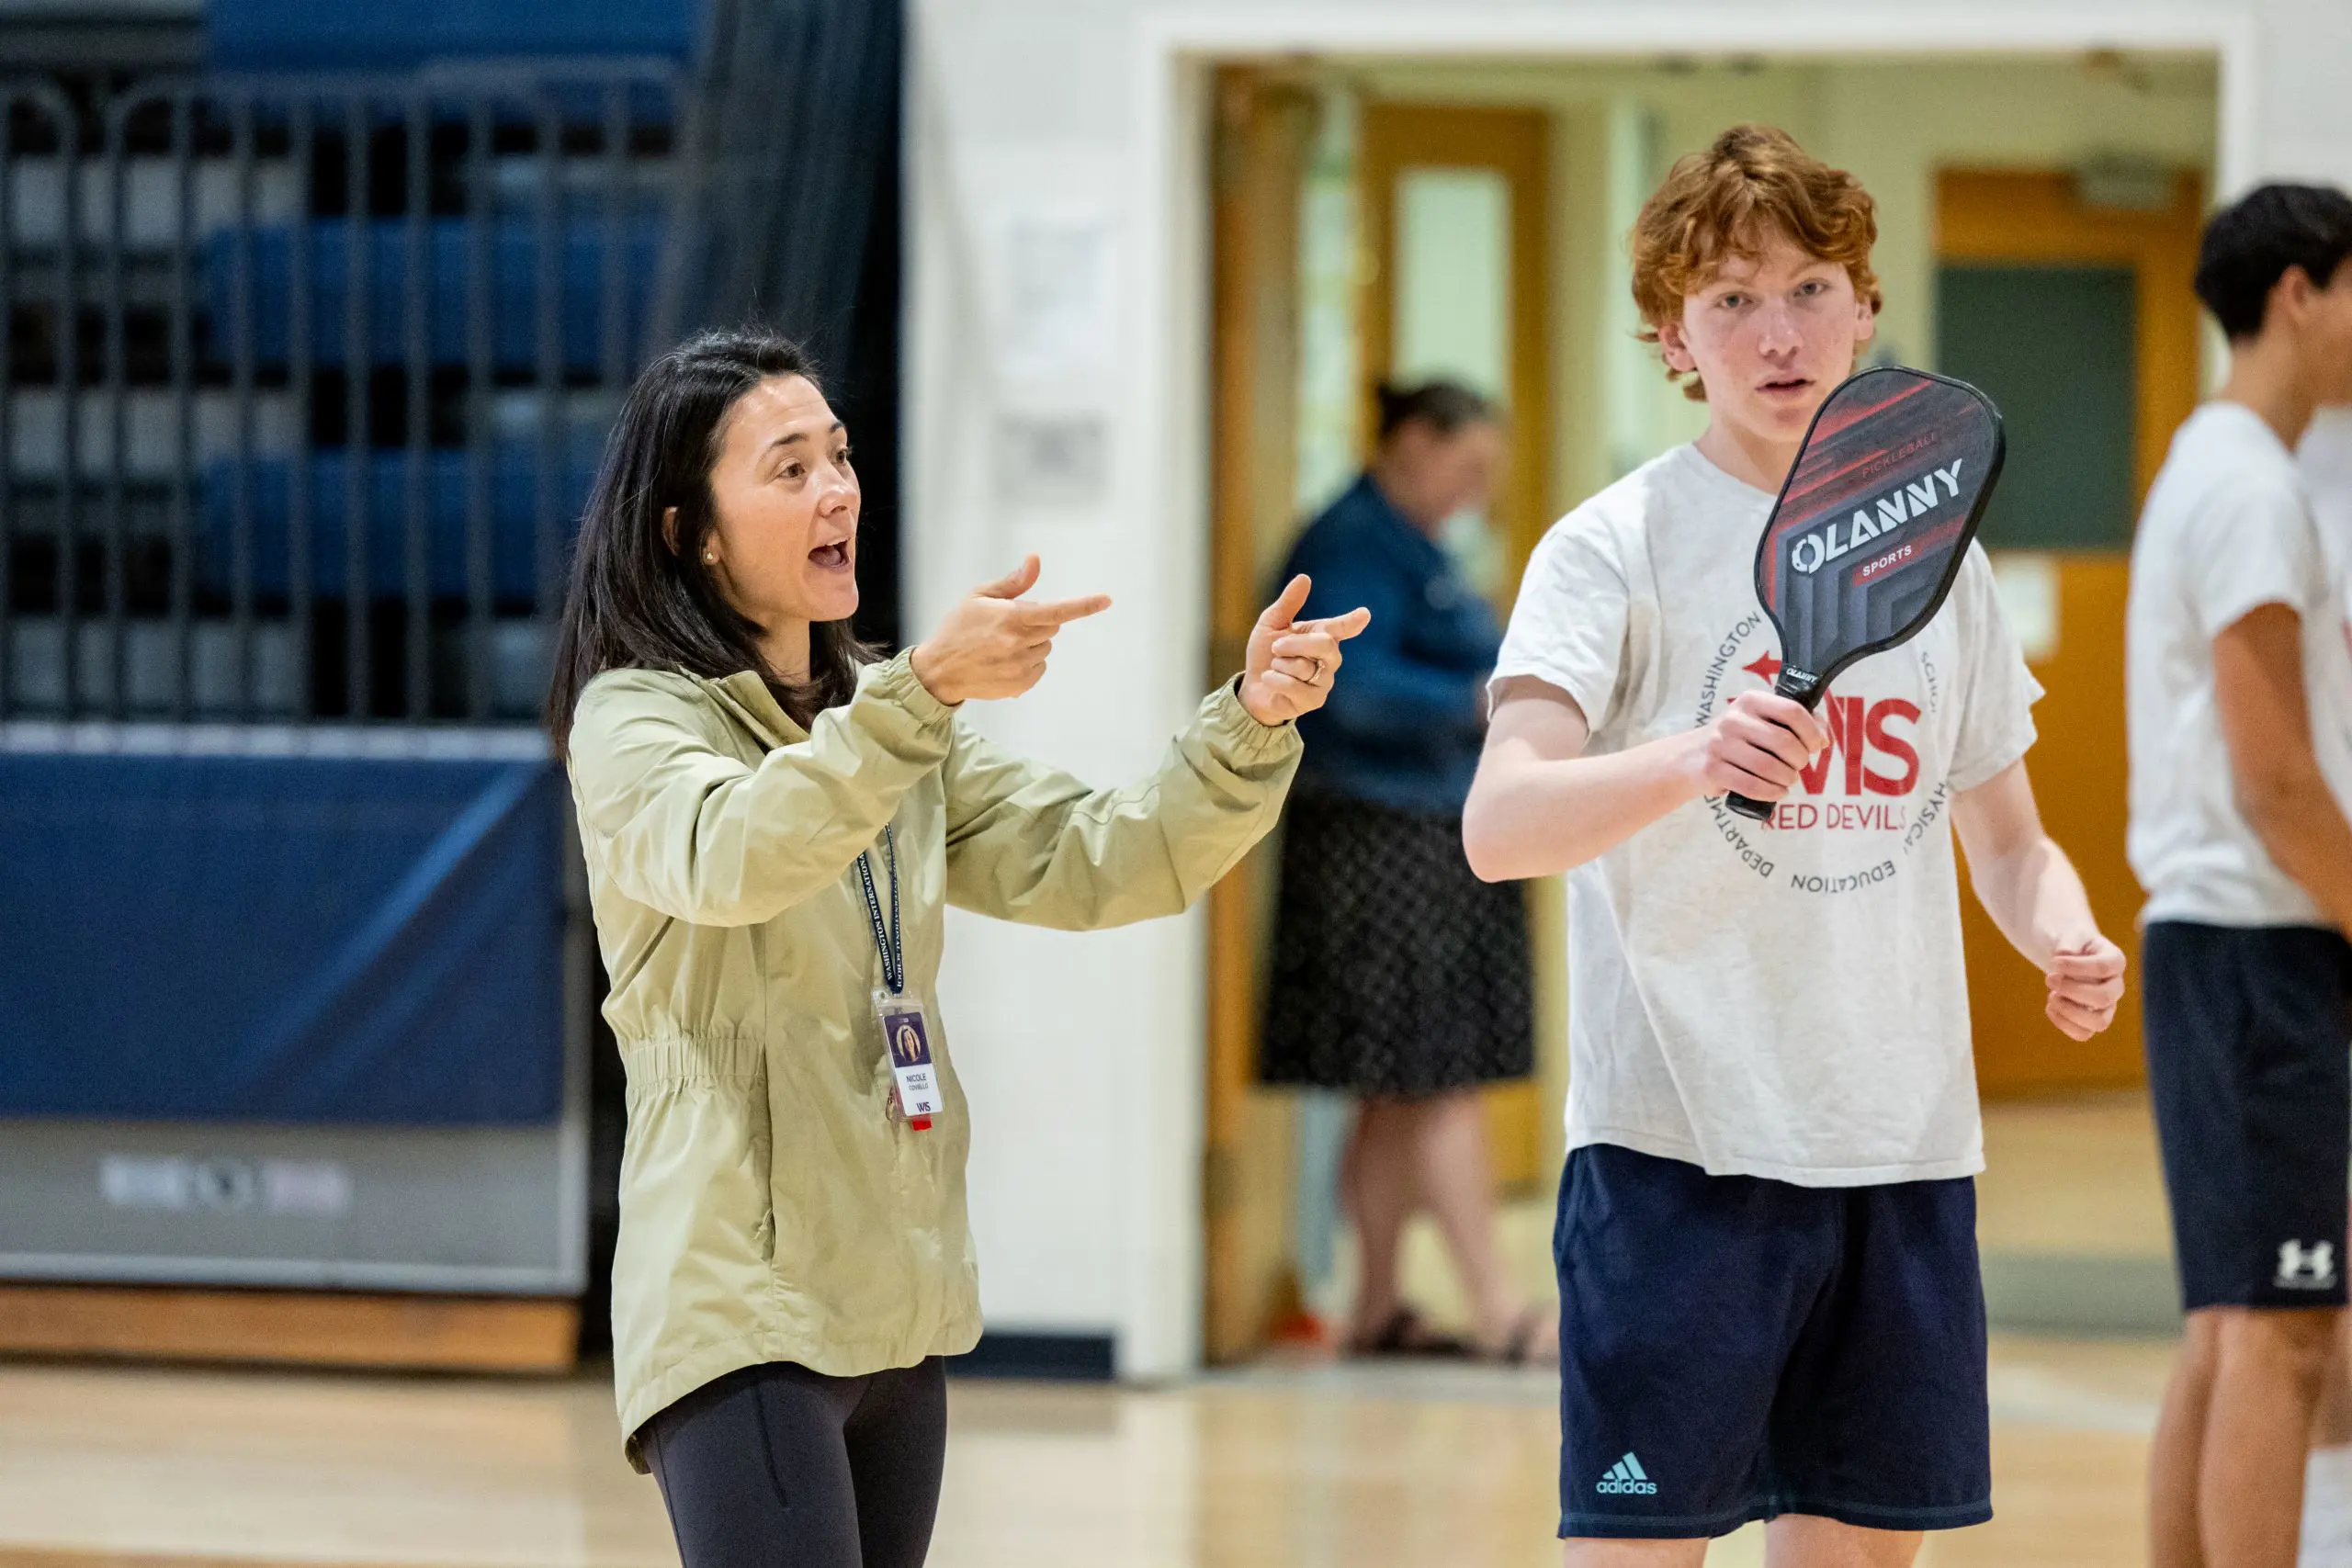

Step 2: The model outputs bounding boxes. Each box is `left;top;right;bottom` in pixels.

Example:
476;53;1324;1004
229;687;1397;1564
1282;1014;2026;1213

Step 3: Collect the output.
1759;377;1814;397
808;541;851;570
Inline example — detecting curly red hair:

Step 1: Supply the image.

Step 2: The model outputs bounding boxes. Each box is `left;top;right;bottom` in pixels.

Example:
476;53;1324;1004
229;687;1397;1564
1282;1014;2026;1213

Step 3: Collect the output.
1631;125;1883;401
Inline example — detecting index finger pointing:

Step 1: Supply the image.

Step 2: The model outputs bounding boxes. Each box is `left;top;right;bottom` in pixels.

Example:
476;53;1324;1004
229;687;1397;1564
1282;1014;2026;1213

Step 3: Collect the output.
1295;606;1372;641
1023;593;1114;626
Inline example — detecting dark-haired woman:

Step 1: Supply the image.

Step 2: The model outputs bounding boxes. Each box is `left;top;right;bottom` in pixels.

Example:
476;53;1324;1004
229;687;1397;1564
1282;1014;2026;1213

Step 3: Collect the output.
1260;378;1548;1363
548;329;1367;1568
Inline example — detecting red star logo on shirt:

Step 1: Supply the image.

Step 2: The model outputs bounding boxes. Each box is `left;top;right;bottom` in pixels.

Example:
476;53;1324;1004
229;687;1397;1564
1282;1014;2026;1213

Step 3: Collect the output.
1744;651;1782;684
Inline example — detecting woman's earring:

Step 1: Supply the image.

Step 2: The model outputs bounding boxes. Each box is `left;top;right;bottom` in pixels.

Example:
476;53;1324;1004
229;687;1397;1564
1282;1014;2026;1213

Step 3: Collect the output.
703;551;717;565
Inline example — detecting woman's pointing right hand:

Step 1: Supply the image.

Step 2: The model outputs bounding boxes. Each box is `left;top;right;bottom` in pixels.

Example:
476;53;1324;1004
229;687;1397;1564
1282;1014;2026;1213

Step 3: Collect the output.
910;555;1112;705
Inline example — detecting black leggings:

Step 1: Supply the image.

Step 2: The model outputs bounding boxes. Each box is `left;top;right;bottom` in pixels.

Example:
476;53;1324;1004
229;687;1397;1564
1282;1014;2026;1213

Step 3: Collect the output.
641;1359;948;1568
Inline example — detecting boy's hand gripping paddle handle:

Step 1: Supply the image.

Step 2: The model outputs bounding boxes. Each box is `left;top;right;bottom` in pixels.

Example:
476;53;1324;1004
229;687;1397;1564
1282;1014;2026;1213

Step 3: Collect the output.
1724;669;1824;823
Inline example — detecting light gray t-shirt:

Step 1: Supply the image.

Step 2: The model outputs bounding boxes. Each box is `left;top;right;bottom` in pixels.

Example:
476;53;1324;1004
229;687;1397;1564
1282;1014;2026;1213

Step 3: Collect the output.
2299;408;2352;779
2127;401;2352;928
1494;444;2041;1187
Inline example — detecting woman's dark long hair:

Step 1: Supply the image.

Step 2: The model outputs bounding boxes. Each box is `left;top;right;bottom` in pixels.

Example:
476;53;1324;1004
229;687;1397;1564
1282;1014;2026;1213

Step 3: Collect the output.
545;328;876;754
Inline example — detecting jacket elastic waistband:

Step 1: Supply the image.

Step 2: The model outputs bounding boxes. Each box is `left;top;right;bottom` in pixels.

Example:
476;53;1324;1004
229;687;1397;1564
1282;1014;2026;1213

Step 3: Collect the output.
616;1032;767;1082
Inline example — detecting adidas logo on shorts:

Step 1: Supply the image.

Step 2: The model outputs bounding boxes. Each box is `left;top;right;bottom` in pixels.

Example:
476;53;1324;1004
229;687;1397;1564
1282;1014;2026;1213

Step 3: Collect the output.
1596;1452;1657;1495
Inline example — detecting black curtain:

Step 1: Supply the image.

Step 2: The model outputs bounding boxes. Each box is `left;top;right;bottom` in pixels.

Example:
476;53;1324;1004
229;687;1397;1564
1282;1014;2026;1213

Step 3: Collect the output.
662;0;905;647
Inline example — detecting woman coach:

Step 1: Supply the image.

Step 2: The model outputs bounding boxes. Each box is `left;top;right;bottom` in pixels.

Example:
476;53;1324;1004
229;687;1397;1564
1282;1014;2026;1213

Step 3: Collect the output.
545;328;1367;1568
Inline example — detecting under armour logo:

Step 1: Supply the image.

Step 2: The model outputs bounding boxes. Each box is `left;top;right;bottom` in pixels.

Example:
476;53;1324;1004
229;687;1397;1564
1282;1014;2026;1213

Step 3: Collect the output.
2277;1240;2338;1290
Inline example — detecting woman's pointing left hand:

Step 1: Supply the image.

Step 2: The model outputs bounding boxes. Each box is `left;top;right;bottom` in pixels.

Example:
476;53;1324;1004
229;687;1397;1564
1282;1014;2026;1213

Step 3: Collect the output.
1239;573;1372;727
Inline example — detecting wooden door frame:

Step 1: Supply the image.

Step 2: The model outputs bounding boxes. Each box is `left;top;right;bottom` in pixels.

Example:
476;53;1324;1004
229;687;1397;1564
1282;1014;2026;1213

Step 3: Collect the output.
1937;169;2204;501
1934;167;2204;1096
1203;64;1314;1363
1357;103;1554;598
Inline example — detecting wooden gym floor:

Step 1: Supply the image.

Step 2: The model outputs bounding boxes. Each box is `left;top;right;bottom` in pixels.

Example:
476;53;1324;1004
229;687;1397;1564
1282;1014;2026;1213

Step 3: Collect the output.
0;1336;2171;1568
0;1095;2181;1567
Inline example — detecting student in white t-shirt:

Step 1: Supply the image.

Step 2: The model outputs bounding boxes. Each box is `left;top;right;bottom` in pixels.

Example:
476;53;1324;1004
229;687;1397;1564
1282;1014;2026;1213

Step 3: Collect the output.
2298;407;2352;780
2286;408;2352;1568
1461;125;2128;1566
2127;183;2352;1568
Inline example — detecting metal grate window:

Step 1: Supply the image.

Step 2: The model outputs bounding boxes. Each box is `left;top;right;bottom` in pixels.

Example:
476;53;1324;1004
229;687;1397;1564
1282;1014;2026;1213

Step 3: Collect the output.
0;63;678;723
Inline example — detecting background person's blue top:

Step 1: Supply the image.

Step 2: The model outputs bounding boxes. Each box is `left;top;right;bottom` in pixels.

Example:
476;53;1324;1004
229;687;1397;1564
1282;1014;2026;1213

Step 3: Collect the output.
1283;474;1500;816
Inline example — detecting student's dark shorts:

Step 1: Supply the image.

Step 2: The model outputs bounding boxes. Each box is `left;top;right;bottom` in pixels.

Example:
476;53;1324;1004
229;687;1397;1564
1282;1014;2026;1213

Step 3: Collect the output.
1554;1143;1992;1540
2143;920;2352;1313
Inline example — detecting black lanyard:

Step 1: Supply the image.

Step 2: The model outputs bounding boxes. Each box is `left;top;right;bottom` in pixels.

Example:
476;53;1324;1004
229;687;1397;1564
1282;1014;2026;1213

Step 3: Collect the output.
855;827;903;997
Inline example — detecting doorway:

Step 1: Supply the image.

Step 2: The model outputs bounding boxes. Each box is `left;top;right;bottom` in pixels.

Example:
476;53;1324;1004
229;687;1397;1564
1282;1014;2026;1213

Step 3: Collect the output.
1935;166;2206;1097
1201;53;2220;1360
1202;72;1566;1362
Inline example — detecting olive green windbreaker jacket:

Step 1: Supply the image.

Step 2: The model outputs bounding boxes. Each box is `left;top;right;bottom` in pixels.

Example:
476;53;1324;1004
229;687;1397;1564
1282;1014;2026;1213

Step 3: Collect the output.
565;649;1302;1463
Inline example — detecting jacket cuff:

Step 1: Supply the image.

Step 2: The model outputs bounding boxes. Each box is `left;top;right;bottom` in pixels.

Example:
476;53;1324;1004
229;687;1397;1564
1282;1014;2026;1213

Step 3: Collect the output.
1203;676;1304;769
866;648;958;730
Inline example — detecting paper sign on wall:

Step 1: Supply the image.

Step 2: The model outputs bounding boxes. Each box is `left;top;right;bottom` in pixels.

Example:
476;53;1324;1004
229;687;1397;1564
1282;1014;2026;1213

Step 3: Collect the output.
1001;216;1115;385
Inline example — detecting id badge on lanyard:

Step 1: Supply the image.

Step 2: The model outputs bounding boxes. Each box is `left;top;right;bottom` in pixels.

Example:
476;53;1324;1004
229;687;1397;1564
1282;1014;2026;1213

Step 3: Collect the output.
857;828;941;1132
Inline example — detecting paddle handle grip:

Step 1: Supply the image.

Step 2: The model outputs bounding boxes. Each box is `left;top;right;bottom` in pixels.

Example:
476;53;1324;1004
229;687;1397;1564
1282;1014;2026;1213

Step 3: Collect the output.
1724;671;1824;822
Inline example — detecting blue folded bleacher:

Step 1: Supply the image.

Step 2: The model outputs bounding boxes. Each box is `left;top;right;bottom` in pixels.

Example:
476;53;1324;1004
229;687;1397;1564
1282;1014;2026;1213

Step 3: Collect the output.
198;439;605;602
210;0;702;73
207;218;662;374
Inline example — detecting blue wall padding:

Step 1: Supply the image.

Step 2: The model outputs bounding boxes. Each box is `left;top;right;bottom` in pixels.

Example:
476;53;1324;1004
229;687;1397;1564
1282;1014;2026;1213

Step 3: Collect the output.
0;750;566;1124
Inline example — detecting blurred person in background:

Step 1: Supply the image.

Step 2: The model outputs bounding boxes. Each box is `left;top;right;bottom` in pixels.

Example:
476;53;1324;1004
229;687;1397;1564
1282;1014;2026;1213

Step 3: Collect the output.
1259;378;1549;1364
2294;400;2352;1568
546;328;1368;1568
2127;185;2352;1568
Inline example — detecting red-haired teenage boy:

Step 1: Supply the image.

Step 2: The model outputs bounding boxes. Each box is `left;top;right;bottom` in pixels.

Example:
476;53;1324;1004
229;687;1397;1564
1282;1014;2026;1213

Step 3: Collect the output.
1463;126;2129;1566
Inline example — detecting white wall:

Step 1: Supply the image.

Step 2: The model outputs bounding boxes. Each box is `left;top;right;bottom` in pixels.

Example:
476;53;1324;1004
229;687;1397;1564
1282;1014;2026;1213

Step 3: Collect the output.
906;0;2352;1378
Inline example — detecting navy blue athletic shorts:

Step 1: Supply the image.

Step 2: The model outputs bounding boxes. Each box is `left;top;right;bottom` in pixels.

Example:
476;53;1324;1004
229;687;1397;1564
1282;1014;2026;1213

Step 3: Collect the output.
1554;1143;1992;1540
2143;920;2352;1313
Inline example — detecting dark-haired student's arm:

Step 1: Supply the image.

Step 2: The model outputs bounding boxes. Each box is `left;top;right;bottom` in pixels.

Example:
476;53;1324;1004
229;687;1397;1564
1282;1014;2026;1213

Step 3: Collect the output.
2214;603;2352;937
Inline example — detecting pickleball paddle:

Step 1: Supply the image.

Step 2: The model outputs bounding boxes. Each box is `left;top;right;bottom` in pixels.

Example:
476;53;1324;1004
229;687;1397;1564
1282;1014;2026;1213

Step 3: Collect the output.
1725;366;2006;821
